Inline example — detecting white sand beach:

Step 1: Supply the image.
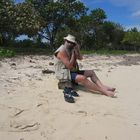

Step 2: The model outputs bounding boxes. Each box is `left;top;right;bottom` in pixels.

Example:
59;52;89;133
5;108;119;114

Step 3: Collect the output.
0;54;140;140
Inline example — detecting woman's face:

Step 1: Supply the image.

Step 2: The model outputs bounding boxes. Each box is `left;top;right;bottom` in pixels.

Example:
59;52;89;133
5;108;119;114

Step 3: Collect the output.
65;40;76;49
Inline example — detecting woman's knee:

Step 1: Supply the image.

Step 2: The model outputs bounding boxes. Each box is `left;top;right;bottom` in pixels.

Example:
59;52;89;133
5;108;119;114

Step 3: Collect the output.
75;75;87;83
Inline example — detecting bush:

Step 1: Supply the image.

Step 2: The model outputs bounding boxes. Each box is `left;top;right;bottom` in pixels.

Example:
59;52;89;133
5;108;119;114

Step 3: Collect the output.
0;48;15;57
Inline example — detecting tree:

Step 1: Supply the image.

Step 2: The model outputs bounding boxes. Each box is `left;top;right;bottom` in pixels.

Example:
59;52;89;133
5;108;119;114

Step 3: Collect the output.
26;0;87;49
103;21;124;50
67;8;107;50
0;0;43;46
122;28;140;51
14;2;43;36
0;0;15;45
88;8;107;50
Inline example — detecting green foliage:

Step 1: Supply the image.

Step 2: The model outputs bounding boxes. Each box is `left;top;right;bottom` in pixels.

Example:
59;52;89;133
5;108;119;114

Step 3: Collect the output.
0;0;16;45
122;30;140;45
67;8;107;50
83;8;107;50
0;0;14;33
13;2;44;36
122;28;140;51
0;0;139;53
90;8;107;24
0;0;44;46
81;49;138;55
102;21;124;50
27;0;87;49
0;48;15;57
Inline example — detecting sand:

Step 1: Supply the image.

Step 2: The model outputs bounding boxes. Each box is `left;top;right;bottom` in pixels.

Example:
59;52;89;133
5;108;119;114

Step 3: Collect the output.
0;54;140;140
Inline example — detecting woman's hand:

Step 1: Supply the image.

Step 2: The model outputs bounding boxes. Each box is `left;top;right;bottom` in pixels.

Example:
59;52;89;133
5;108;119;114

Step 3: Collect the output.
74;44;83;60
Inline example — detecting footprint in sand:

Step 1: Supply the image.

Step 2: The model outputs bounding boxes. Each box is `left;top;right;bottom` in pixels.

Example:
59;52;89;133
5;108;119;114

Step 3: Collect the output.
9;121;40;132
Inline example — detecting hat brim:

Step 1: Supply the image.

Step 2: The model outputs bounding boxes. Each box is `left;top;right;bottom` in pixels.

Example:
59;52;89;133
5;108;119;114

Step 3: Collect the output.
64;37;76;44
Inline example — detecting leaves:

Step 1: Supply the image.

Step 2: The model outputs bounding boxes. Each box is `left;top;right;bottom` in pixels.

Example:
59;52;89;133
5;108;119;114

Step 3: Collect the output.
0;0;139;51
122;29;140;46
13;2;43;36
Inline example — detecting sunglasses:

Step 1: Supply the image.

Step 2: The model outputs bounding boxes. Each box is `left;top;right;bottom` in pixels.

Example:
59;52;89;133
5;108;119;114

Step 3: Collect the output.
67;40;76;46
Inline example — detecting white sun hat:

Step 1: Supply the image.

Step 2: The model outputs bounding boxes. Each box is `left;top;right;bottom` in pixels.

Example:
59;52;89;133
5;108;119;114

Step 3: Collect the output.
64;34;77;44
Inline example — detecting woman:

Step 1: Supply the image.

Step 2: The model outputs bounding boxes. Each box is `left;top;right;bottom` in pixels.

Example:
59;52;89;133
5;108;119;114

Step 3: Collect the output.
54;34;116;97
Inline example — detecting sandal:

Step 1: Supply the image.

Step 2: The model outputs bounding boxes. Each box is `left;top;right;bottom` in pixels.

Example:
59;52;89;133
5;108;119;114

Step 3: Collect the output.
64;87;79;97
64;93;75;103
63;90;75;103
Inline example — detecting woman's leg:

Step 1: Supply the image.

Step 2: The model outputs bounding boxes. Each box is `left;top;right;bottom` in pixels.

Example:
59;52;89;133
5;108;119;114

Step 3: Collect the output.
84;70;116;91
75;74;115;97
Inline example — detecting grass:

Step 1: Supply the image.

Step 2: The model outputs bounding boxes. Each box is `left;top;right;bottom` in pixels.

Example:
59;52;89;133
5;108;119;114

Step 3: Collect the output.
0;46;53;58
81;49;139;55
0;48;15;57
0;46;139;58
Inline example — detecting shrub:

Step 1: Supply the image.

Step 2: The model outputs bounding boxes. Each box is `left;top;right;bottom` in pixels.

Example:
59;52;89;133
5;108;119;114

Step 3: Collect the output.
0;48;15;57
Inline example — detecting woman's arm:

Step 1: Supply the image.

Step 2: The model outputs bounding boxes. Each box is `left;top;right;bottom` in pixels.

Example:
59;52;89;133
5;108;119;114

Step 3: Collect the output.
57;49;76;70
74;44;83;60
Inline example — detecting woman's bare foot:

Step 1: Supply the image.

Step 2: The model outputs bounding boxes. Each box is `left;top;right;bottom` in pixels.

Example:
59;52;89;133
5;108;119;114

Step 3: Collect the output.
103;85;116;92
107;87;116;92
102;90;115;97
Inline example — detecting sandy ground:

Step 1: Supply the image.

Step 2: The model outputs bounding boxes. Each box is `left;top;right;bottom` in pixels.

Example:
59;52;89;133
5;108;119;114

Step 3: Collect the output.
0;54;140;140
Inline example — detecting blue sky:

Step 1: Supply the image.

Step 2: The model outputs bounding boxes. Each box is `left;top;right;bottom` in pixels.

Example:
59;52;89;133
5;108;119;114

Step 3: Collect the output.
80;0;140;31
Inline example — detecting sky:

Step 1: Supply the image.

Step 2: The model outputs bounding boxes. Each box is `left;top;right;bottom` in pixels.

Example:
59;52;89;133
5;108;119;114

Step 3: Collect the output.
80;0;140;31
15;0;140;31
